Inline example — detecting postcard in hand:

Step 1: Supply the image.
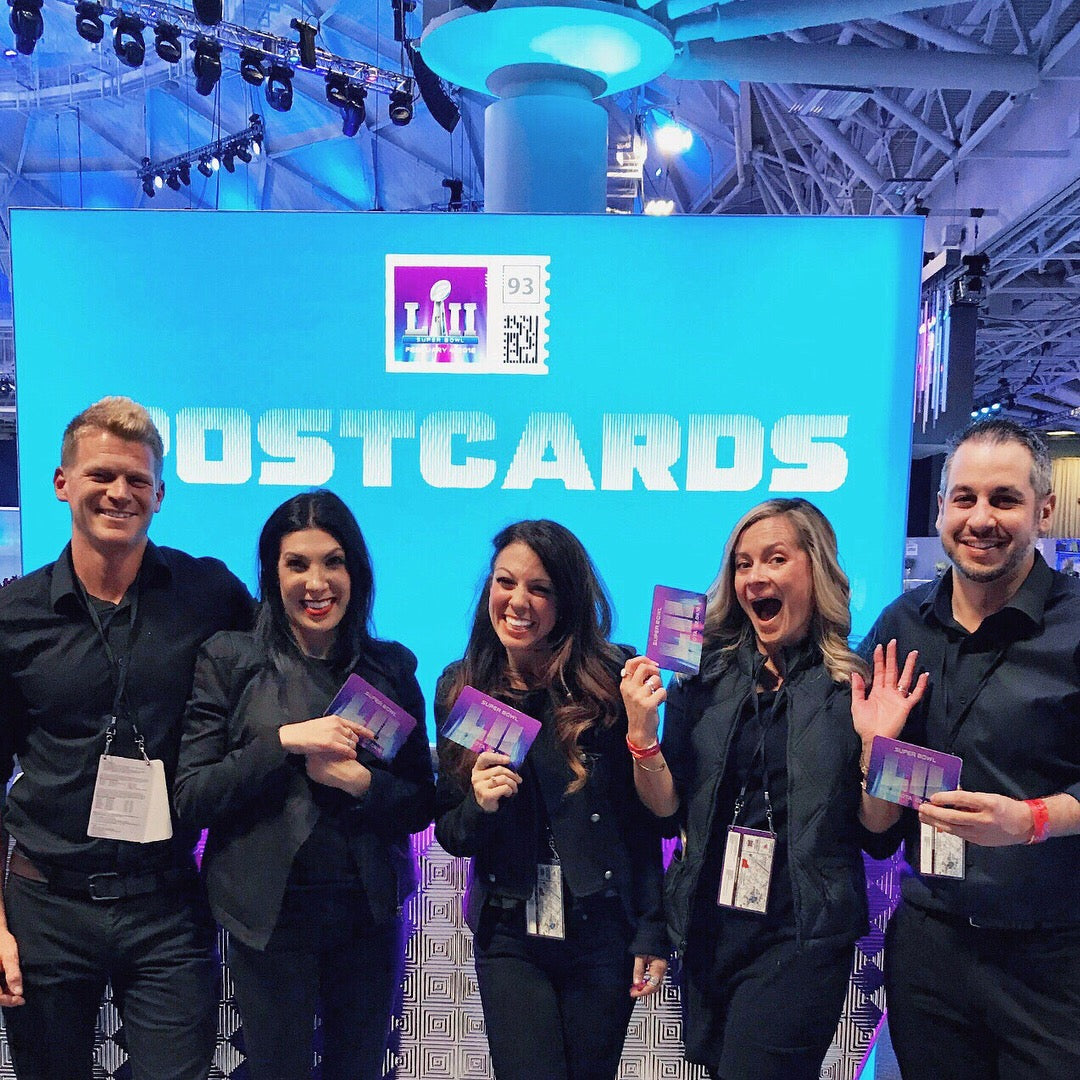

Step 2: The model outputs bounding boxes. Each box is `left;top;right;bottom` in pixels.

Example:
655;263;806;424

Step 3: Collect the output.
440;686;542;770
326;675;418;761
864;736;962;808
646;585;707;675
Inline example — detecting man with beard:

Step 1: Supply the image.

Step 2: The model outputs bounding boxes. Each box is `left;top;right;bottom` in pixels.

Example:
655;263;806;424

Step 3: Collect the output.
863;417;1080;1080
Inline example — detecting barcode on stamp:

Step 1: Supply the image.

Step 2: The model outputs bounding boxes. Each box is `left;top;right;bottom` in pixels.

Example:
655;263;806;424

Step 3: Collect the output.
503;315;540;366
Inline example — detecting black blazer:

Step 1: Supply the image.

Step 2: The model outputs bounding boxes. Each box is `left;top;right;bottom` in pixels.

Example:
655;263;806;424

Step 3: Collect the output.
434;657;668;958
175;630;435;949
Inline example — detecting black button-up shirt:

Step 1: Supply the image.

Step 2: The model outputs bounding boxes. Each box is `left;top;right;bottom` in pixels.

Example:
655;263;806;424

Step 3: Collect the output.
0;541;251;873
864;554;1080;927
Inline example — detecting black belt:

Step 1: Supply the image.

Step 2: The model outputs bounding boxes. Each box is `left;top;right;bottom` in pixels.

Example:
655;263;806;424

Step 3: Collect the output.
9;849;193;902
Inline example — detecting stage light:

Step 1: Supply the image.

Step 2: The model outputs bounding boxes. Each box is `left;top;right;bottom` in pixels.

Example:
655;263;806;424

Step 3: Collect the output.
389;84;413;126
9;0;44;56
235;143;252;163
141;175;155;198
222;151;235;172
210;154;219;171
239;47;265;86
192;0;221;26
644;198;675;216
290;18;317;69
74;1;104;44
265;63;293;112
442;177;463;210
405;41;458;133
341;97;366;137
197;157;213;177
154;21;182;64
112;13;145;68
192;36;221;96
325;71;349;108
178;160;191;184
654;118;693;155
166;170;181;190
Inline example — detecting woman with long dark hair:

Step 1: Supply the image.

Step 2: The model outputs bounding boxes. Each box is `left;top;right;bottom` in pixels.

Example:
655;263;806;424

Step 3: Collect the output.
435;519;668;1080
621;498;924;1080
175;490;435;1080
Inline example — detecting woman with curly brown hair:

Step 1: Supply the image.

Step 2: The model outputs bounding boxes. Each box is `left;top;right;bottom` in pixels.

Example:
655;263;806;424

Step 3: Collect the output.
435;519;668;1080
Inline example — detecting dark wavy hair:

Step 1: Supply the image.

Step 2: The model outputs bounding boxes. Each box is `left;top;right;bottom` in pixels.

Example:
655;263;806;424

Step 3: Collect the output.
439;519;623;793
255;489;376;673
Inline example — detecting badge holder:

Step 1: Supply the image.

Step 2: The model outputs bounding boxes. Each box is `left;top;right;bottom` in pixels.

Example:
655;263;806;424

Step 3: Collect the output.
919;822;965;879
717;793;776;915
527;833;566;939
87;723;173;844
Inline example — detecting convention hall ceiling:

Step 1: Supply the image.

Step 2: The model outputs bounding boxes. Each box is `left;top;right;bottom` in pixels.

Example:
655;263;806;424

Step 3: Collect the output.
1;0;1079;430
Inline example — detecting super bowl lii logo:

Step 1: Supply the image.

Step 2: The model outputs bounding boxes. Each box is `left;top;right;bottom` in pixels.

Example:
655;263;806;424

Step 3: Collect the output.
401;277;481;364
386;255;551;374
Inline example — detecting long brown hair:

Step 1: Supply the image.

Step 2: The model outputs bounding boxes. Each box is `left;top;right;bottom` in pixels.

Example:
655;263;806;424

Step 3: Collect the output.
438;520;623;793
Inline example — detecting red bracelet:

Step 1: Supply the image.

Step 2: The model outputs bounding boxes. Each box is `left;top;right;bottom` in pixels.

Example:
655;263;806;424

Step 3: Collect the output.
626;734;662;760
1025;798;1050;844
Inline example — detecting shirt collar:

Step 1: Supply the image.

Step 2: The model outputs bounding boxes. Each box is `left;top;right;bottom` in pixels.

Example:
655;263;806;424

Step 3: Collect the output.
49;539;171;611
922;550;1051;632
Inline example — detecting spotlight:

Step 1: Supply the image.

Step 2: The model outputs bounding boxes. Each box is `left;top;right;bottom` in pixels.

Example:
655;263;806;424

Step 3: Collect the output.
405;41;458;132
265;63;293;112
192;0;221;27
209;154;219;171
290;18;318;69
442;177;463;210
222;151;235;173
341;94;367;138
166;170;181;191
153;171;164;189
112;13;145;68
8;0;43;56
141;175;155;198
388;84;413;126
239;47;265;86
191;36;221;97
74;1;104;44
235;143;252;163
197;157;213;178
325;71;349;108
178;160;191;184
153;22;181;64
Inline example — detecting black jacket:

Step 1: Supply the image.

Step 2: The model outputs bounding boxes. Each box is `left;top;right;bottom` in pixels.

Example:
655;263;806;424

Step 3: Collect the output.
175;631;435;949
434;659;668;958
662;641;870;954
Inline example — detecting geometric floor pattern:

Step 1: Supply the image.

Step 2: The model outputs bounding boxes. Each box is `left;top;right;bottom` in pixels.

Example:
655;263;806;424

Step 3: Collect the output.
0;834;903;1079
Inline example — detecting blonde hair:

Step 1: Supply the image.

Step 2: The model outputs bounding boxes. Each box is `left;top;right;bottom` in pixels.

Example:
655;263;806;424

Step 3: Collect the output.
61;397;164;480
703;498;867;685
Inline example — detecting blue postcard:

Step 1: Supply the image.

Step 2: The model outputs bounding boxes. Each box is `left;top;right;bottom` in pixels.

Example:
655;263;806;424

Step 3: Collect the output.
326;674;418;761
646;584;707;675
440;686;542;770
864;736;962;808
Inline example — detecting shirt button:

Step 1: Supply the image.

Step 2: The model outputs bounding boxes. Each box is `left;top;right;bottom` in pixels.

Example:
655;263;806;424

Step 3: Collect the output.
604;870;613;880
590;813;600;823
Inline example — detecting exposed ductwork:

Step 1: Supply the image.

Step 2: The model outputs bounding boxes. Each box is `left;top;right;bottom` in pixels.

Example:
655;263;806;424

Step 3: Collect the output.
668;39;1040;93
664;0;952;40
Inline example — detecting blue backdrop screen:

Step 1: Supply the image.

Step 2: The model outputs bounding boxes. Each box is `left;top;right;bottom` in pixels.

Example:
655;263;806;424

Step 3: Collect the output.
11;210;922;728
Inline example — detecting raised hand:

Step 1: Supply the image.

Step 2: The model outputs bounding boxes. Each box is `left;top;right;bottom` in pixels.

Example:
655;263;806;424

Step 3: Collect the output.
851;639;928;747
619;655;665;747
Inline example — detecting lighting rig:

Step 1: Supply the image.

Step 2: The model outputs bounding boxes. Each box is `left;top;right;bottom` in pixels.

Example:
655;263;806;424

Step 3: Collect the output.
52;0;415;133
139;112;262;197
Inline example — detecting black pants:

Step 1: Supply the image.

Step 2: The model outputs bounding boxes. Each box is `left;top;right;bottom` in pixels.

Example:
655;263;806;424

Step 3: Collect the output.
685;932;853;1080
227;884;406;1080
473;897;636;1080
1;871;218;1080
885;901;1080;1080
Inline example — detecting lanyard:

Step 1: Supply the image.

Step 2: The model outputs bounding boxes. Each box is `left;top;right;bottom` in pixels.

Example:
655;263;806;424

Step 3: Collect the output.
939;634;1010;755
80;580;146;759
730;685;777;836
